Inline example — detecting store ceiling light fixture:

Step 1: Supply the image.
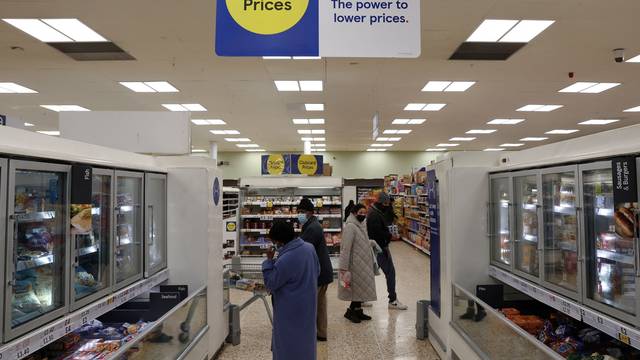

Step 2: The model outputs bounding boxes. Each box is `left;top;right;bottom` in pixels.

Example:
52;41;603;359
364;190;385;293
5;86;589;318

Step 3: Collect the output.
37;130;60;136
466;19;554;43
3;18;108;42
301;137;325;141
305;103;324;111
516;105;563;112
192;119;226;125
578;119;619;125
162;103;207;112
0;82;37;93
246;149;266;152
376;137;401;142
426;148;447;152
383;129;412;134
209;130;240;135
624;106;640;112
40;105;90;112
274;80;323;92
466;129;496;134
191;149;207;153
545;129;579;134
224;138;251;142
297;129;325;134
520;137;548;141
422;81;476;92
404;103;447;111
483;148;505;152
236;144;260;148
292;118;325;125
371;143;393;147
500;143;524;147
120;81;179;93
450;137;476;141
392;119;426;125
558;82;621;94
24;122;35;127
437;143;459;147
367;148;387;152
487;119;525;125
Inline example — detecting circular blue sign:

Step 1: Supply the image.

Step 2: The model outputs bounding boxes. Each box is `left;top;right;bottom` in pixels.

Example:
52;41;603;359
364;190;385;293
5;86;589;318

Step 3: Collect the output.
213;177;221;206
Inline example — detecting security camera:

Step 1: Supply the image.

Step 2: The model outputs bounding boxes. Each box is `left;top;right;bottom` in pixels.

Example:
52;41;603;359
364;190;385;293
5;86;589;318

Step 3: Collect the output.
613;48;625;63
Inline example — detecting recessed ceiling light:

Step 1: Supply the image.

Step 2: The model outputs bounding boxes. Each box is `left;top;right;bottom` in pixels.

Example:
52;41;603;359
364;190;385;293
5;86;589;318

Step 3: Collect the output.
520;137;548;142
274;81;299;91
310;143;326;147
423;103;447;111
225;138;251;142
310;149;326;152
487;119;525;125
450;137;476;141
499;20;555;43
41;19;107;42
624;106;640;112
236;144;260;148
41;105;90;112
24;122;35;127
299;81;323;91
392;119;410;124
376;137;401;142
162;103;207;112
408;119;426;125
437;143;459;147
367;149;387;152
183;104;207;111
426;148;447;152
297;129;325;134
210;130;240;135
559;82;620;93
120;81;179;93
466;19;553;43
467;19;518;42
383;129;412;134
192;119;226;125
393;119;426;125
37;130;60;136
516;105;563;112
301;137;326;141
466;129;496;134
371;143;393;147
483;148;505;152
3;19;72;42
0;82;38;93
627;55;640;63
3;18;109;43
500;143;524;147
274;80;323;92
422;81;476;92
292;118;325;125
545;129;579;134
191;149;207;153
246;149;266;152
404;103;426;111
578;119;619;125
305;103;324;111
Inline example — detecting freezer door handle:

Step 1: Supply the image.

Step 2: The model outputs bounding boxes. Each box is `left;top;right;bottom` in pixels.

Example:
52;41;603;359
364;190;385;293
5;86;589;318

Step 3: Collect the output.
148;205;155;245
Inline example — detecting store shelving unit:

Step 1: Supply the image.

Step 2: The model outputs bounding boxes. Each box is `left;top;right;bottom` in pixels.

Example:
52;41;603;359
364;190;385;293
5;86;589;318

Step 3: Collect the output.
222;187;240;260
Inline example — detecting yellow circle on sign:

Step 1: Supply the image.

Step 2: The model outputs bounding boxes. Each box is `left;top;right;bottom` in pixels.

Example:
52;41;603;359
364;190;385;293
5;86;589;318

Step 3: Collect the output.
267;154;285;175
297;155;317;175
226;222;237;232
225;0;309;35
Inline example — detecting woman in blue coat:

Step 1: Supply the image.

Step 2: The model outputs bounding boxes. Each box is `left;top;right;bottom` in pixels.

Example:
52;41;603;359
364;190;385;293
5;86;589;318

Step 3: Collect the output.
263;220;320;360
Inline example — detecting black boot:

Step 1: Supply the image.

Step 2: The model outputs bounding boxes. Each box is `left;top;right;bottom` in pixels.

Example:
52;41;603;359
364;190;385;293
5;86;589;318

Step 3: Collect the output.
355;309;372;321
460;309;475;320
474;308;487;322
344;308;362;323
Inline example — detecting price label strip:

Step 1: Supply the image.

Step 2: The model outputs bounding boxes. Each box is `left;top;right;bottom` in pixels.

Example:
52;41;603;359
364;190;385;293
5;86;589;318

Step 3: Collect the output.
582;307;640;350
0;269;169;360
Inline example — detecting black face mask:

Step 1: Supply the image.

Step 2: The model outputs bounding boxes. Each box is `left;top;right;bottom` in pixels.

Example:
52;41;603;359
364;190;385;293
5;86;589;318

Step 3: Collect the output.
356;215;366;222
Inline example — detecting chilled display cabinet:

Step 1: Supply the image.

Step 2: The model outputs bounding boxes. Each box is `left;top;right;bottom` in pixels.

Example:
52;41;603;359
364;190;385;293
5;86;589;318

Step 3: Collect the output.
489;175;512;269
144;173;167;277
512;171;542;281
5;160;71;340
114;171;144;290
70;169;114;311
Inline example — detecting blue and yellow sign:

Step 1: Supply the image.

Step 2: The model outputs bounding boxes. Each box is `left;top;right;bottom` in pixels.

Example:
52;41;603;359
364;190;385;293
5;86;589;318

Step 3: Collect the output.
261;154;323;175
261;154;291;175
291;154;323;175
216;0;319;56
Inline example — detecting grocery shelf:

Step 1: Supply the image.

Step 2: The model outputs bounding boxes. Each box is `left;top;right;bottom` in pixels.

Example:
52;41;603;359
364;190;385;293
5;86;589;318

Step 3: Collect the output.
244;201;342;206
0;269;169;360
242;228;342;234
401;237;430;256
241;214;341;219
16;253;54;271
12;211;56;223
78;245;100;256
488;265;640;351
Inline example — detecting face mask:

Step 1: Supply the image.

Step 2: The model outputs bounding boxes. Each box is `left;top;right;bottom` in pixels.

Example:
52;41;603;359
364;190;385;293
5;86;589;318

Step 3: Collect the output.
356;215;366;223
297;213;308;225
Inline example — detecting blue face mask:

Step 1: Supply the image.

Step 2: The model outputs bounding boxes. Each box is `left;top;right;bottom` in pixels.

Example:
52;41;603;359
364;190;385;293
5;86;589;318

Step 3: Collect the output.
298;213;308;225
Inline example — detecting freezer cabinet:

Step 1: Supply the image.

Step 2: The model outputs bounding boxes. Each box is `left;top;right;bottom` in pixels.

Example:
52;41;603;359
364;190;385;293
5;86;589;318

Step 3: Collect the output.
489;175;513;270
5;160;70;341
144;173;167;278
114;171;144;290
512;171;542;282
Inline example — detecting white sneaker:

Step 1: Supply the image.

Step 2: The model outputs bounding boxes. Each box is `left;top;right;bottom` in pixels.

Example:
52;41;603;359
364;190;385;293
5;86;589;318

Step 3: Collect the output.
362;302;373;307
388;300;408;310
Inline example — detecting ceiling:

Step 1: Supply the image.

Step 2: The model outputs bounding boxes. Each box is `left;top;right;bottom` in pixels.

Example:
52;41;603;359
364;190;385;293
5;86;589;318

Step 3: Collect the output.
1;0;640;152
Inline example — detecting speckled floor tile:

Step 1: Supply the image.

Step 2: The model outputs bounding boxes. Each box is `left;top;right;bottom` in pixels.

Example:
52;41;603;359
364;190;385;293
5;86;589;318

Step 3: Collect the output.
217;242;439;359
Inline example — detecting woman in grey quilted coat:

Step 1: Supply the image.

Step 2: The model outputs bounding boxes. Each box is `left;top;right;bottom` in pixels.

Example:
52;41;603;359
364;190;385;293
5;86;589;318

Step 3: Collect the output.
339;204;379;323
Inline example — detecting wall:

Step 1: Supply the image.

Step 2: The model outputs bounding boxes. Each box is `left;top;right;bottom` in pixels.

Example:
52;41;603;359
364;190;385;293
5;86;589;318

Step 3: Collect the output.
216;151;439;179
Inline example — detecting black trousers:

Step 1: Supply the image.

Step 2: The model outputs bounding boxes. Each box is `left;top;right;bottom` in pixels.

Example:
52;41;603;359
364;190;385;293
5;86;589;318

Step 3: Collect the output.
350;301;362;310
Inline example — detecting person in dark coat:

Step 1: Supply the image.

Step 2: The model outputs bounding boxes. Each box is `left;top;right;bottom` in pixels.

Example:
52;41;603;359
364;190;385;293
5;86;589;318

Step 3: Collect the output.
298;197;334;341
263;220;320;360
344;199;355;222
366;192;408;310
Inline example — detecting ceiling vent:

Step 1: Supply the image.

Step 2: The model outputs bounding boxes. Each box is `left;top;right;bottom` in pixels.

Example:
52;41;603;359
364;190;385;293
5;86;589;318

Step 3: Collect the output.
48;42;135;61
449;42;526;61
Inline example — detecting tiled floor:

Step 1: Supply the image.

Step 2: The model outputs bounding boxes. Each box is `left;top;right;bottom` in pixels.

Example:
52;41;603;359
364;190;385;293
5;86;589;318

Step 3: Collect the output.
217;241;439;360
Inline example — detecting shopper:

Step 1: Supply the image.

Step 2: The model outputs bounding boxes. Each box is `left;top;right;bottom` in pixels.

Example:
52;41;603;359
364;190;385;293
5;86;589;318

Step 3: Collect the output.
344;199;355;222
297;198;334;341
339;204;379;323
263;220;320;360
367;192;409;310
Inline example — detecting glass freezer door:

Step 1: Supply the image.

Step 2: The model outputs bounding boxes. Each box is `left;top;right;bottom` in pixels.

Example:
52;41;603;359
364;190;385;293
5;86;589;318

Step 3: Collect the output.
490;177;512;267
514;174;540;278
6;161;69;338
542;170;579;295
144;173;167;277
583;165;636;317
114;172;143;288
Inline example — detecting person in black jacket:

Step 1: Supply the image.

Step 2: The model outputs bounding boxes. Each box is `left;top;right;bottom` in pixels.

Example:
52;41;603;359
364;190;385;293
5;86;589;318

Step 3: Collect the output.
367;192;408;310
298;197;334;341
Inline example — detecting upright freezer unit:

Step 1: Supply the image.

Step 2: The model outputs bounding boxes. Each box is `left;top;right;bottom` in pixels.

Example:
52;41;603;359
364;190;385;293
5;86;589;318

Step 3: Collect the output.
512;170;542;282
144;173;167;277
70;169;114;310
114;171;144;290
5;160;70;340
489;174;512;270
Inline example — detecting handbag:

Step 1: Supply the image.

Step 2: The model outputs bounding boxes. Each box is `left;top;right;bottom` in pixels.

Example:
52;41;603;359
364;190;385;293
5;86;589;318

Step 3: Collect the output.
370;240;382;276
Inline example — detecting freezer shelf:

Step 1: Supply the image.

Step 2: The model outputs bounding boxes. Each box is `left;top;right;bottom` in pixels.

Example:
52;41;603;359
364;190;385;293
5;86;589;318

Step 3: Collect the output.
16;254;54;271
13;211;56;222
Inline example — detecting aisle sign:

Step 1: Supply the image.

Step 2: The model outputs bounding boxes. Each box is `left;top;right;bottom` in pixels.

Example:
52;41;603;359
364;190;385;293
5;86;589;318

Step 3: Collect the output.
215;0;421;58
261;153;323;175
612;157;637;203
261;154;291;175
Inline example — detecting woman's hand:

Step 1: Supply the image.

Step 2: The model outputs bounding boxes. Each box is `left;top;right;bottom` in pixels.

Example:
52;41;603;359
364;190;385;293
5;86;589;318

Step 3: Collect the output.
266;247;276;260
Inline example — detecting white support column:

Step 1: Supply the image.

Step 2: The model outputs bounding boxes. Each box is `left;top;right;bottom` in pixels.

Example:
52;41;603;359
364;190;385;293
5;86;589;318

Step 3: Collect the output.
209;141;218;160
304;141;312;155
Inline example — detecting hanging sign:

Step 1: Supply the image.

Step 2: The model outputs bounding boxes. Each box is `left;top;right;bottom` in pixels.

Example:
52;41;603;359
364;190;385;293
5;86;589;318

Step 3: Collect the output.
71;165;92;204
261;154;323;175
215;0;421;58
262;154;291;175
612;157;637;204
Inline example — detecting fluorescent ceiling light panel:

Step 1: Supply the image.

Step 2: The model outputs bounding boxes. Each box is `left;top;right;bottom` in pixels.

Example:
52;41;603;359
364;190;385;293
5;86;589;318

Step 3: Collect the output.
392;119;410;124
500;143;524;147
467;19;518;42
293;119;308;125
24;122;35;127
383;129;412;134
516;104;563;112
558;82;596;93
163;103;206;111
145;81;179;92
499;20;554;43
305;103;324;111
484;148;505;152
627;55;640;63
545;129;579;134
120;82;154;92
162;104;187;111
299;81;323;91
520;137;548;141
371;143;393;147
487;119;525;125
236;144;260;148
445;81;476;92
2;19;73;42
581;83;621;93
191;149;207;153
466;129;496;134
559;82;620;93
420;81;476;92
422;81;450;92
426;148;446;152
423;103;447;111
437;143;459;147
301;137;325;141
404;103;426;111
367;149;387;152
274;81;299;91
37;130;60;136
408;119;426;124
624;106;640;112
42;19;107;42
210;130;239;135
310;143;326;147
246;149;266;152
450;137;476;141
224;138;251;142
376;137;401;142
41;105;89;112
183;103;206;111
0;82;37;93
579;119;619;125
191;119;226;125
297;129;325;134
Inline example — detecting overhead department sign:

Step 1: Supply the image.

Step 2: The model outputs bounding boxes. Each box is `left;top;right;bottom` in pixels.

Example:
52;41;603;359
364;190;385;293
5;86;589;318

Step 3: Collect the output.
216;0;421;57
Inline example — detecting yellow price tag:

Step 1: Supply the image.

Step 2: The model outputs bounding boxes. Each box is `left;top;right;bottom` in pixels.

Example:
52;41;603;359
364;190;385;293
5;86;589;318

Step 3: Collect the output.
618;333;631;345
